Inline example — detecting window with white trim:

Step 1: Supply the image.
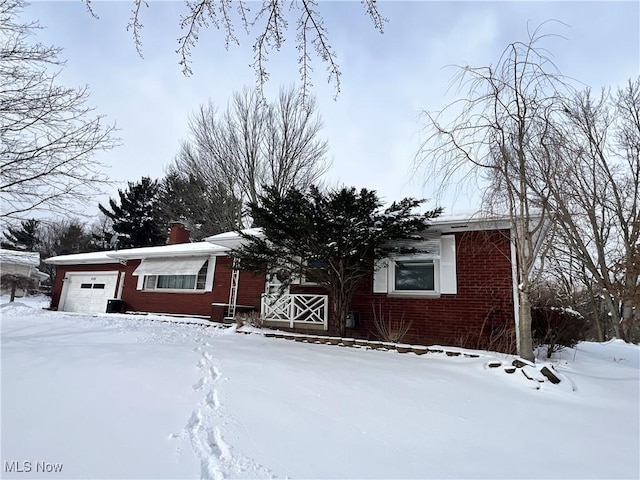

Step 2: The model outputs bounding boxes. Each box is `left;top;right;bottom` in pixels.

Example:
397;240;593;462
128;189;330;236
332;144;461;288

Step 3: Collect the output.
394;259;435;292
388;256;439;295
373;235;457;296
143;260;209;291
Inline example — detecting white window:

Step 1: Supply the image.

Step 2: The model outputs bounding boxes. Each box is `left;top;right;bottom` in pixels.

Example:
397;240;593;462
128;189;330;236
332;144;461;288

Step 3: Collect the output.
373;235;457;296
143;261;208;291
133;256;216;292
393;259;436;292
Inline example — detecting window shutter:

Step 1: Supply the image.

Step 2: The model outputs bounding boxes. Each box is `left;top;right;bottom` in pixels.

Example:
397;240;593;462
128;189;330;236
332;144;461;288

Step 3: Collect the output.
136;274;144;291
373;258;389;293
205;256;216;292
440;235;457;294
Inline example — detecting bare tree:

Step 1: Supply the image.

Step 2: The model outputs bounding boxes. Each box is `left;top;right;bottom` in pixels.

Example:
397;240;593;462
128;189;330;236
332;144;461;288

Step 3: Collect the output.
417;25;565;361
83;0;386;98
0;0;117;225
538;80;640;342
171;85;329;226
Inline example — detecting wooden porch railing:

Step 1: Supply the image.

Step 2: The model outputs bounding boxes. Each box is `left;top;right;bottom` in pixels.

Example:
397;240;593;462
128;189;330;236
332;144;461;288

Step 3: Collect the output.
261;293;329;329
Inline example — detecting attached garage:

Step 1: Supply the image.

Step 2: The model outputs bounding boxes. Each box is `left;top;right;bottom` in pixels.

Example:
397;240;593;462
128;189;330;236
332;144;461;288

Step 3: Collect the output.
59;272;120;314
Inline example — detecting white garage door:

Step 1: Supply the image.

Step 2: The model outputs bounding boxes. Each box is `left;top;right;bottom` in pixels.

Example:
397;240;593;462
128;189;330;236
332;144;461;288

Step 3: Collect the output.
61;272;119;314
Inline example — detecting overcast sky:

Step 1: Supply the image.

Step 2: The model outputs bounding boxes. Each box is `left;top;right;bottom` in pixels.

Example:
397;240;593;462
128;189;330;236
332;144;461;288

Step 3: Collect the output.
21;0;640;218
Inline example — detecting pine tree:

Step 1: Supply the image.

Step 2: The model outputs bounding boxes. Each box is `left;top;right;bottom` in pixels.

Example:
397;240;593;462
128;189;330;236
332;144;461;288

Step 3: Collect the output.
160;171;242;239
2;219;40;251
234;185;442;336
55;221;94;255
99;177;167;248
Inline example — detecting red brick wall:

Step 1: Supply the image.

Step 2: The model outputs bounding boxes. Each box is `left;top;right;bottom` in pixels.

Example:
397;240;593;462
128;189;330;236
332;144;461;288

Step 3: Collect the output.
353;229;515;350
168;223;190;245
290;230;516;351
49;263;127;310
210;257;266;311
50;256;266;318
49;229;516;352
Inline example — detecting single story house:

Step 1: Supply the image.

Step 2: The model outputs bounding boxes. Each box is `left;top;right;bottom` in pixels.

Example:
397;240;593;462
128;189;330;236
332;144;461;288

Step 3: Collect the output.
0;249;49;297
46;218;519;351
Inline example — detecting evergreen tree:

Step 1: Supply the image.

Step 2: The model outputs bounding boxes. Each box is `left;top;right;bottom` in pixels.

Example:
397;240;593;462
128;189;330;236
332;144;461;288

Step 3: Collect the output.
160;171;243;239
234;185;442;336
99;177;167;248
2;219;40;251
55;221;94;255
36;219;95;284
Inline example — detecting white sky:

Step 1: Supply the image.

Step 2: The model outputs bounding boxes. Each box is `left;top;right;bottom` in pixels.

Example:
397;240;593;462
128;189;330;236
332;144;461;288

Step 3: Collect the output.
21;0;640;218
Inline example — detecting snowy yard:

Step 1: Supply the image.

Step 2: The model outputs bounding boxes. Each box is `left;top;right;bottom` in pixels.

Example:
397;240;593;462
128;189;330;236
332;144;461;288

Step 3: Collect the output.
1;296;639;479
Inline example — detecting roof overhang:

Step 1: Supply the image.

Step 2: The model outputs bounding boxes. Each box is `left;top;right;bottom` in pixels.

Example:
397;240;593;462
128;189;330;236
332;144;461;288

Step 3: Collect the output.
0;249;41;267
44;252;121;265
111;242;226;260
205;228;265;249
45;242;227;266
427;216;513;234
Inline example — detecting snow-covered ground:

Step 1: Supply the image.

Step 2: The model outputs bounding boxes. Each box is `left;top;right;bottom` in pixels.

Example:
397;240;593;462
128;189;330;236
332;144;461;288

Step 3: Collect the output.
2;296;639;479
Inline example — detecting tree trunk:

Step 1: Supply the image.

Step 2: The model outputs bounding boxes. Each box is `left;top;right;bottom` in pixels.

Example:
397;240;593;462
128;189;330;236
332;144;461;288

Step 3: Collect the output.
333;293;349;338
603;294;622;340
517;290;535;362
10;283;16;303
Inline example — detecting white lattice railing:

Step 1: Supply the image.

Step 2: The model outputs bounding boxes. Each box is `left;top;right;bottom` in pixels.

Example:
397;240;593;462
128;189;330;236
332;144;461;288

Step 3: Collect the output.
261;293;329;329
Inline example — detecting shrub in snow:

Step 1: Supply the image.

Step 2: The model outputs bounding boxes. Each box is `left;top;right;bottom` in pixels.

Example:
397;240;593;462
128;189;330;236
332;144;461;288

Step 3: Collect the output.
235;311;265;328
372;301;412;344
532;306;587;358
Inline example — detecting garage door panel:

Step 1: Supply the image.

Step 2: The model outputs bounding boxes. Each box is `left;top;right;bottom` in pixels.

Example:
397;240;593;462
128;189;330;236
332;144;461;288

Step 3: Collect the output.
61;273;119;314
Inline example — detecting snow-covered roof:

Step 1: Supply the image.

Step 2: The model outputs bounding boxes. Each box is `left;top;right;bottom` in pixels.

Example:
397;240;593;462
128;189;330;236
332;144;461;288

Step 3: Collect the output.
45;251;121;265
109;242;227;260
44;217;513;267
45;241;229;265
0;249;41;267
205;228;264;249
201;218;512;243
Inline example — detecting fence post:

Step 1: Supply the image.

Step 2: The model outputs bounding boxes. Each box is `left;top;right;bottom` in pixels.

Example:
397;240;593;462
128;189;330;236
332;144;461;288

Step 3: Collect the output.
289;294;295;328
323;295;329;329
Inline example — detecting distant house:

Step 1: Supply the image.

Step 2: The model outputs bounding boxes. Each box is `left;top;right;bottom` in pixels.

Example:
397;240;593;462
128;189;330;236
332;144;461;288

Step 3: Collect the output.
0;249;49;297
45;218;518;351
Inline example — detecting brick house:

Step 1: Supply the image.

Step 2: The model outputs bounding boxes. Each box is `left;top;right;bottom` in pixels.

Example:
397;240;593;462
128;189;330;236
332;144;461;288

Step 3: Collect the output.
46;218;518;350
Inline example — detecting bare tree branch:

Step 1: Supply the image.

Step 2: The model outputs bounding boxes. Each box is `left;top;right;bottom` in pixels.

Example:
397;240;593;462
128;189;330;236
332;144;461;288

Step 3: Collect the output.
85;0;386;99
416;23;569;361
169;85;329;228
1;0;118;225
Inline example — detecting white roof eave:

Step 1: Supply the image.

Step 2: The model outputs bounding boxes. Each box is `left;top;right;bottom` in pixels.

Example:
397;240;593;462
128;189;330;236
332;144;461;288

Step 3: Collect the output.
45;242;228;265
44;252;120;265
428;215;513;233
205;228;265;249
105;242;228;260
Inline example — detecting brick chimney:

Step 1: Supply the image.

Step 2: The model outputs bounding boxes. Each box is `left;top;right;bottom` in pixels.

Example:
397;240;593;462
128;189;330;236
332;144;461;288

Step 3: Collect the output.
168;222;190;245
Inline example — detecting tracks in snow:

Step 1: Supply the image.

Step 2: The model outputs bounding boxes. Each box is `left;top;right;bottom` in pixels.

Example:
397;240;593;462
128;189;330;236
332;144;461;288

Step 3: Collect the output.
173;347;273;480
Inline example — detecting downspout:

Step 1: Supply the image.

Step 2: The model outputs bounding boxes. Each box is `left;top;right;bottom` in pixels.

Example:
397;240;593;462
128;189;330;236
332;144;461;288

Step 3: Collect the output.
116;272;125;300
510;226;521;350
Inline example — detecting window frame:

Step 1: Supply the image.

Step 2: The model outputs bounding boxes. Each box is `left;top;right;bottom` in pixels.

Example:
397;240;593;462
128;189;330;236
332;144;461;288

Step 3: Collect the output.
388;255;440;297
301;259;327;286
143;260;209;292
